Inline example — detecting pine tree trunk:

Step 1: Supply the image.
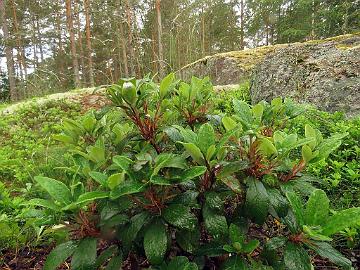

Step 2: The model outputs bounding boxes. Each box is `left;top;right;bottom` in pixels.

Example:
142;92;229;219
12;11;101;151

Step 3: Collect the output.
125;0;135;76
55;0;65;86
75;0;85;83
311;0;315;39
35;17;44;62
155;0;164;78
66;0;81;88
10;0;27;79
0;0;17;100
342;0;349;34
31;16;38;69
240;0;244;49
84;0;95;86
119;19;129;77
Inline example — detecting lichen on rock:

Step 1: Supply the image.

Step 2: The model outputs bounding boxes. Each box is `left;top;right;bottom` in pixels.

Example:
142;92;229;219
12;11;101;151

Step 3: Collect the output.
250;34;360;117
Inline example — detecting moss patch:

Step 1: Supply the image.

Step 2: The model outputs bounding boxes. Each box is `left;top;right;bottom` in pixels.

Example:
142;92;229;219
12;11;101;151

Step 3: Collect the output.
179;33;360;72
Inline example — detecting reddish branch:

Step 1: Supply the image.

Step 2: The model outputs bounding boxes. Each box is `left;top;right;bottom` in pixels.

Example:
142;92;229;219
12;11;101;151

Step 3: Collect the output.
280;160;306;182
123;101;162;153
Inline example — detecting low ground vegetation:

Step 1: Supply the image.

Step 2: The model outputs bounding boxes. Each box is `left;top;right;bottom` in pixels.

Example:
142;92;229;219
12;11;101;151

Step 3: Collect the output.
0;75;359;269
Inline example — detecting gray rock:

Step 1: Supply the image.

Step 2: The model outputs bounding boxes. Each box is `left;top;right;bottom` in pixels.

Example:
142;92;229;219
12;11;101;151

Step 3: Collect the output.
250;34;360;117
177;45;286;85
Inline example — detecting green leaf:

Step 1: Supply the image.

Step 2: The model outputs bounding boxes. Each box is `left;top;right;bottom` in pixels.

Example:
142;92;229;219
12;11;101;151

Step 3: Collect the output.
120;212;151;248
305;124;317;149
167;256;198;270
304;189;329;226
110;180;146;199
82;113;97;132
177;229;200;253
177;166;206;182
221;255;247;270
259;138;277;157
197;123;215;155
75;191;109;205
44;241;77;270
286;192;304;227
252;103;264;121
34;176;72;205
206;144;216;161
180;142;204;165
222;116;238;131
27;198;61;211
217;161;249;178
267;188;289;217
242;239;260;253
144;220;167;265
314;133;348;161
220;176;242;193
87;145;106;164
107;172;125;190
54;134;75;144
150;175;172;185
163;204;197;230
160;73;175;98
302;225;332;242
284;242;312;270
152;153;186;176
306;241;352;269
71;237;97;270
203;205;228;238
302;145;313;163
102;214;129;227
265;236;287;250
205;192;223;210
94;246;118;269
322;207;360;236
89;171;107;186
229;223;245;244
112;155;133;172
195;242;227;257
233;99;253;126
105;256;123;270
283;211;300;234
245;178;269;224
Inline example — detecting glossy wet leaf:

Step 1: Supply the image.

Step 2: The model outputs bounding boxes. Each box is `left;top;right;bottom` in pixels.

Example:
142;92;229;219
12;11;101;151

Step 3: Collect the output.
284;242;312;270
43;241;77;270
144;221;167;265
71;237;97;270
34;176;72;205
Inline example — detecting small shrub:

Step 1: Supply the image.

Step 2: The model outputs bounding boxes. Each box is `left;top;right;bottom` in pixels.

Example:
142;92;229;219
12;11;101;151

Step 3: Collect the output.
32;74;359;270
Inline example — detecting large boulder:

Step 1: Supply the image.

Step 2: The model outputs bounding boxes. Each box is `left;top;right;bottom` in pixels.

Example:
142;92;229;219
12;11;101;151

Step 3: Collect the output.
250;34;360;117
177;45;287;85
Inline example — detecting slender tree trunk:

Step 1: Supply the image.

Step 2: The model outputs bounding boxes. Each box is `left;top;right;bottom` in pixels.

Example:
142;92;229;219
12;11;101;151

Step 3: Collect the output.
35;17;44;62
201;9;205;56
75;0;85;83
31;16;38;69
0;0;16;100
155;0;164;78
66;0;81;88
311;0;315;39
125;0;135;76
84;0;95;86
240;0;244;49
151;31;158;75
55;0;65;86
10;0;27;79
132;12;142;76
119;19;129;77
342;0;349;34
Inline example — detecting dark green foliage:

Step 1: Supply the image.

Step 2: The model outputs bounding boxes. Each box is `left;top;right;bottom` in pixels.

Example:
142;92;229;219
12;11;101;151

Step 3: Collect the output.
26;74;359;269
0;74;360;270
